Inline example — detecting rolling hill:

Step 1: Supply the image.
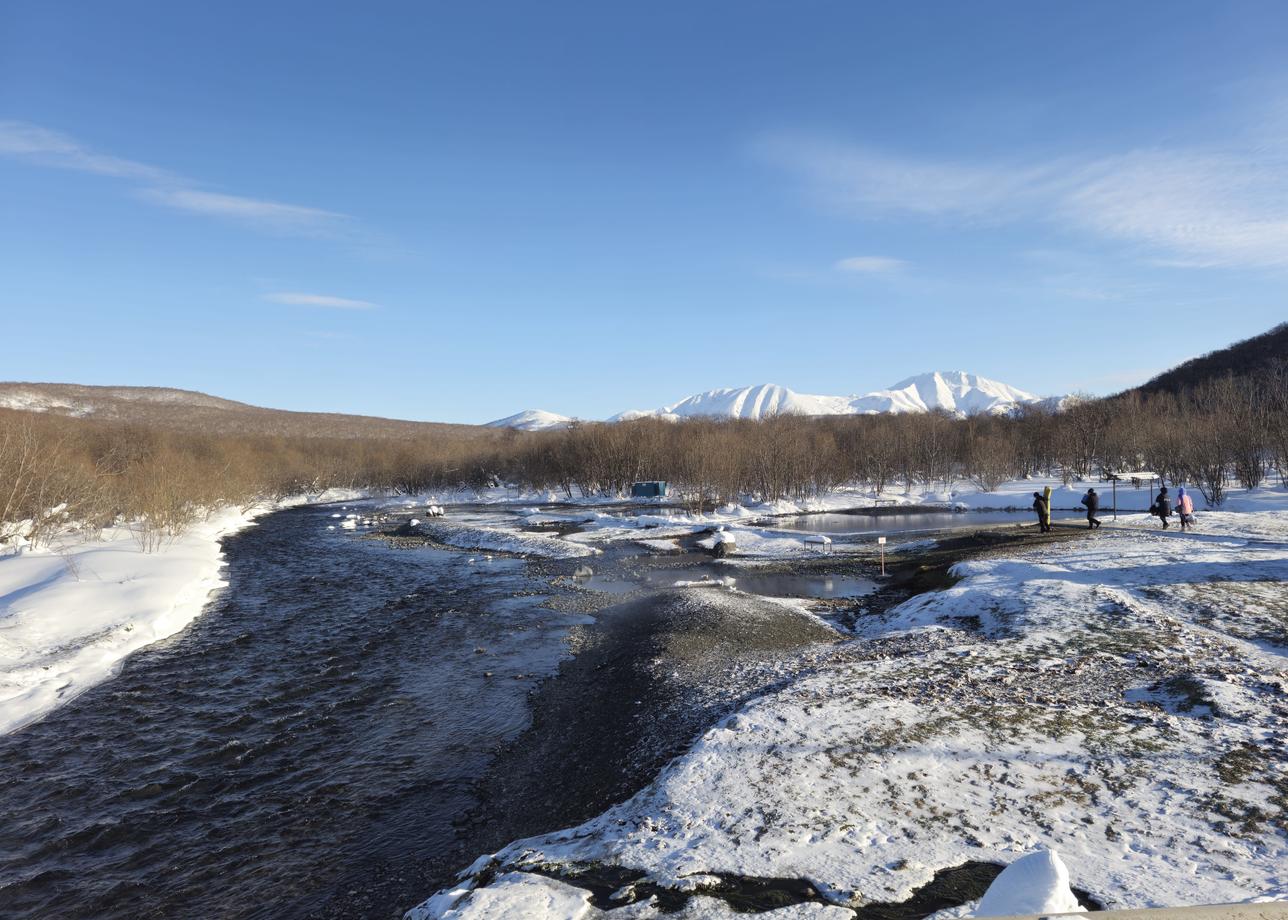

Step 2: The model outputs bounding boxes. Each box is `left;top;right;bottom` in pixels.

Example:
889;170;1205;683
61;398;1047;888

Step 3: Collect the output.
0;383;487;440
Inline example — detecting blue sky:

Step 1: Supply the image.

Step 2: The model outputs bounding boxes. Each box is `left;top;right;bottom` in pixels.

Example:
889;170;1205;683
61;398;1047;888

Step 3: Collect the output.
3;2;1286;424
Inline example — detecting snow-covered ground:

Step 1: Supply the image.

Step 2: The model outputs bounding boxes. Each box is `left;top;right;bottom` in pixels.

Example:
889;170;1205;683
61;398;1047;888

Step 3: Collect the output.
6;477;1278;739
407;492;1288;918
0;489;364;736
448;477;1232;564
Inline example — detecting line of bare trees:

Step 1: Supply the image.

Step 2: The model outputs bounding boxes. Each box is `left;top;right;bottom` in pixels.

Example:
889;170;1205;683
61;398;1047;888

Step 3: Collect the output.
3;366;1286;549
503;369;1288;509
0;409;505;550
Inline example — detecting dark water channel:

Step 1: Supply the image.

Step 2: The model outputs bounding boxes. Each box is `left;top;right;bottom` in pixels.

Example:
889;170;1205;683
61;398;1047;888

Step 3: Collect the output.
0;505;587;920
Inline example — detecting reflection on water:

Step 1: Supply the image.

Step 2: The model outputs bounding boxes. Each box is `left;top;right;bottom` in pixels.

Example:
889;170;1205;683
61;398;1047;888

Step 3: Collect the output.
576;574;639;595
767;508;1081;534
584;566;877;600
731;573;876;599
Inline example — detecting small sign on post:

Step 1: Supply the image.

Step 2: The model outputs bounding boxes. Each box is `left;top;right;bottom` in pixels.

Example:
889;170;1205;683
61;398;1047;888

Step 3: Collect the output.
877;536;886;576
1107;471;1160;522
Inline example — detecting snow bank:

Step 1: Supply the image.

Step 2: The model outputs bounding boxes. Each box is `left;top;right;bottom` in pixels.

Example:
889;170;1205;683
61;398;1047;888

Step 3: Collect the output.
421;521;601;559
0;507;256;735
0;487;368;736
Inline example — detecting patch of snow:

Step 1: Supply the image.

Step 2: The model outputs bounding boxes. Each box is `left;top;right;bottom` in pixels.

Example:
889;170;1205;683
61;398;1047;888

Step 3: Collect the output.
422;521;600;559
974;850;1084;917
410;871;592;919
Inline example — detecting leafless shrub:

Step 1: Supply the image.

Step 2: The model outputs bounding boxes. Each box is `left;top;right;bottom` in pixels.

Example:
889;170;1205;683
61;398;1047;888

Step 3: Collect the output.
1;366;1284;541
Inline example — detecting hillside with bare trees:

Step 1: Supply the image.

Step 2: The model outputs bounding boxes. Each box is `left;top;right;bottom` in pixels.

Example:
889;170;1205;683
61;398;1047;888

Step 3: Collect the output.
1123;322;1288;398
0;383;488;441
5;332;1288;551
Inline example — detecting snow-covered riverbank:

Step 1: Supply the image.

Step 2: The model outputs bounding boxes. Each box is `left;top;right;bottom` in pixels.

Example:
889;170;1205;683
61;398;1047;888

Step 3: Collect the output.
0;490;365;736
407;497;1288;918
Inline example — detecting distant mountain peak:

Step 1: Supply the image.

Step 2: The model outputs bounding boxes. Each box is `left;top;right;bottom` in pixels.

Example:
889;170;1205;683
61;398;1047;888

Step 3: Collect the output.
483;409;574;431
863;371;1041;416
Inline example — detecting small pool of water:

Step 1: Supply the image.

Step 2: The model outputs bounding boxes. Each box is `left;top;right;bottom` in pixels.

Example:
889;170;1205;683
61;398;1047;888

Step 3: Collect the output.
617;566;876;600
766;508;1082;535
575;575;639;595
732;573;876;599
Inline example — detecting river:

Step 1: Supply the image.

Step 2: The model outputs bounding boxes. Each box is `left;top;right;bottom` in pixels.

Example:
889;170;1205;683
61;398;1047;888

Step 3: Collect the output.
0;504;586;919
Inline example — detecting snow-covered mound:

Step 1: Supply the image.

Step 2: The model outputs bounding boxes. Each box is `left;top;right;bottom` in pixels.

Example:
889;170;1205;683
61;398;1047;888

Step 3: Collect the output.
975;850;1084;917
484;409;574;431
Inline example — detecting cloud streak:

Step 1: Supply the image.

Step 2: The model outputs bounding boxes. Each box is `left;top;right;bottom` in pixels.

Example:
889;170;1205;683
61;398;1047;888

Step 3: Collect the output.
143;188;346;234
834;255;907;274
760;133;1288;269
263;292;379;310
0;120;348;236
0;120;172;182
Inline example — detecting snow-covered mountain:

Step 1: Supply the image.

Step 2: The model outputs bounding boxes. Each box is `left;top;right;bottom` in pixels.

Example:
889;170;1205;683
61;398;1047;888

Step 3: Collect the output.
629;372;1045;422
484;409;575;431
654;383;856;421
847;371;1043;416
485;373;1050;428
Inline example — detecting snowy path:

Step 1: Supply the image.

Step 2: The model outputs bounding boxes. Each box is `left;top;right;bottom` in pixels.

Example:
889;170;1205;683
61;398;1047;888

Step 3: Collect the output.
409;506;1288;918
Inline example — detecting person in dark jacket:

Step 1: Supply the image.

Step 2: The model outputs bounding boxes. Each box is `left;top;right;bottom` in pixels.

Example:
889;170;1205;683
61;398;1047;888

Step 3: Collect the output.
1153;486;1173;529
1081;488;1101;529
1032;491;1050;533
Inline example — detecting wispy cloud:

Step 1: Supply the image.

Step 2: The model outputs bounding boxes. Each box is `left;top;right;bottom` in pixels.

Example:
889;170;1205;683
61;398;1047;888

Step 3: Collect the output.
758;135;1073;220
760;133;1288;269
0;119;348;236
1061;149;1288;268
144;188;346;235
834;255;907;274
263;292;378;310
0;120;171;182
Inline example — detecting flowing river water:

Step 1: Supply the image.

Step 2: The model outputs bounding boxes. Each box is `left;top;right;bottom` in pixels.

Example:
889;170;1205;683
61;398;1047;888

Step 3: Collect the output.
0;504;589;919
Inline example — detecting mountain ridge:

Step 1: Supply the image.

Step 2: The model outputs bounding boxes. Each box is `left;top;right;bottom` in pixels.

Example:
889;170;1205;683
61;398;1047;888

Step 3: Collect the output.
0;382;488;440
1119;322;1288;398
488;371;1050;430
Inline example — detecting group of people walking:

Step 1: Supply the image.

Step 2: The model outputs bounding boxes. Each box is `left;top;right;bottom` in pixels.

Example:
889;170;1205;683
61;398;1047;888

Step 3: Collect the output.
1150;485;1196;531
1031;484;1196;532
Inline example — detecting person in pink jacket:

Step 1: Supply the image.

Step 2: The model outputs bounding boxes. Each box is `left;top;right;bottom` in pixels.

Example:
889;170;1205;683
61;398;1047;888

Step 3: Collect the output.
1176;486;1195;531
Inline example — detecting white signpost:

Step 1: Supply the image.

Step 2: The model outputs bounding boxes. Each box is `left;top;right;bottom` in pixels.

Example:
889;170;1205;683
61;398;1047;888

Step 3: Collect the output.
877;536;886;576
